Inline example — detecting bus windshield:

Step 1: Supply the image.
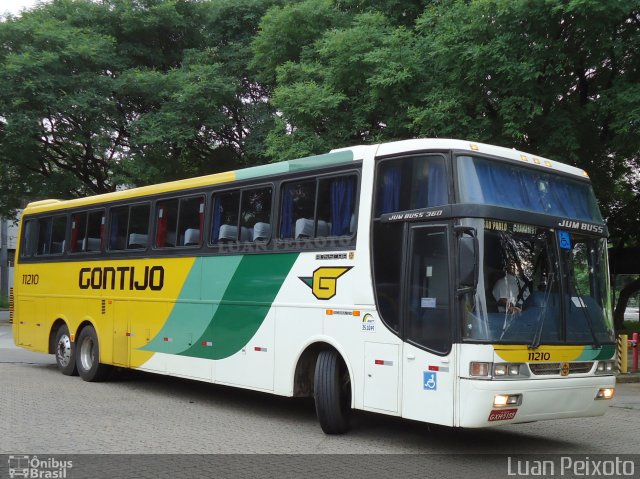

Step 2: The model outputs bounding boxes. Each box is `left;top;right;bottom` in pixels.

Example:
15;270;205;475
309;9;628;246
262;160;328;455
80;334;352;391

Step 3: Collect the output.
462;219;614;345
457;155;603;223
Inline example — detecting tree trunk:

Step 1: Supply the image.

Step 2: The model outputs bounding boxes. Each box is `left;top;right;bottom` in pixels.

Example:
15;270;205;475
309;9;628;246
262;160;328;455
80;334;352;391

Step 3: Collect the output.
613;276;640;332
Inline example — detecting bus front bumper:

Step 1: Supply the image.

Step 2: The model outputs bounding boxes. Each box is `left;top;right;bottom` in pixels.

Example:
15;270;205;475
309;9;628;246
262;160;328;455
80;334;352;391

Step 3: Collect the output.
458;375;616;428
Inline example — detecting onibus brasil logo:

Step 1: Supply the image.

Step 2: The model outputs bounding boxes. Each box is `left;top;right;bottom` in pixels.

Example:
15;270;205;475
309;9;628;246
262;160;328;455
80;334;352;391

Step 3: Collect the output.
299;267;352;300
8;455;72;478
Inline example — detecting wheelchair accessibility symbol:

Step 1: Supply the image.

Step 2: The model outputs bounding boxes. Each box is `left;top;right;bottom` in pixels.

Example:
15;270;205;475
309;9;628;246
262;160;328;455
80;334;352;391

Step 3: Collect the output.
423;371;437;391
558;230;571;249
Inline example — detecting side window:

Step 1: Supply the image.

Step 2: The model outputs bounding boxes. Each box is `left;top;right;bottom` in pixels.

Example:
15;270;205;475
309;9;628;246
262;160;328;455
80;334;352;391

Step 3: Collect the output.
70;213;87;253
280;180;316;239
375;155;448;216
178;196;204;246
156;199;179;248
36;218;52;255
157;196;204;248
280;174;357;240
128;204;150;249
70;210;104;253
211;190;240;244
20;219;39;258
36;216;67;255
240;187;272;242
109;206;128;251
86;211;105;252
109;204;150;251
317;176;357;237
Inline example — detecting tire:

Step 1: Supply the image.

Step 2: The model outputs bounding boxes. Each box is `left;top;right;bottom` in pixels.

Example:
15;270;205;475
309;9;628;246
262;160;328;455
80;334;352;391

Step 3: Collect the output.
314;350;351;434
54;324;78;376
75;325;111;382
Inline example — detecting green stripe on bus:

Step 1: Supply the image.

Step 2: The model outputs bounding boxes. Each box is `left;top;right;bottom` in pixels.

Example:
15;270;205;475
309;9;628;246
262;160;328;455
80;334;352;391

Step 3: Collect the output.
234;151;354;181
180;253;299;360
141;256;243;354
577;344;616;361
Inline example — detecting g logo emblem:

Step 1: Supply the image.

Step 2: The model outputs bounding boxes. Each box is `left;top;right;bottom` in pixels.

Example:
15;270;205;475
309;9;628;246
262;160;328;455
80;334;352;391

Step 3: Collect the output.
299;267;352;300
560;362;570;376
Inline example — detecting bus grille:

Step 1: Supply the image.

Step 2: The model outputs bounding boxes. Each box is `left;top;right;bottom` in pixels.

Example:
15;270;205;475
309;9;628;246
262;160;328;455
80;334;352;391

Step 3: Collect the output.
529;362;594;375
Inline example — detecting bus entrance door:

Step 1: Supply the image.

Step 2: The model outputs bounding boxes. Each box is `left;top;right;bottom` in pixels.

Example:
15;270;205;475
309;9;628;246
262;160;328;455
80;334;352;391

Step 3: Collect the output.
401;224;455;426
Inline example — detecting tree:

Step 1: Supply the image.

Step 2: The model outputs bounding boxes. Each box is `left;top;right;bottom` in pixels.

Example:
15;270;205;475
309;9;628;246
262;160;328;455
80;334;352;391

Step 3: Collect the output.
255;0;640;329
0;0;280;217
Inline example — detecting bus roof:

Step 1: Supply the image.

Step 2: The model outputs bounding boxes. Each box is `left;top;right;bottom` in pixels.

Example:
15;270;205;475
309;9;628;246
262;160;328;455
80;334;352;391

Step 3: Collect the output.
23;138;588;215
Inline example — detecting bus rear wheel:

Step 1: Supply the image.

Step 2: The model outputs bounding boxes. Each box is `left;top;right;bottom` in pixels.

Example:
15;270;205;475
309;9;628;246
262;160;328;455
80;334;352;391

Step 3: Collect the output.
76;325;111;382
314;349;351;434
54;324;77;376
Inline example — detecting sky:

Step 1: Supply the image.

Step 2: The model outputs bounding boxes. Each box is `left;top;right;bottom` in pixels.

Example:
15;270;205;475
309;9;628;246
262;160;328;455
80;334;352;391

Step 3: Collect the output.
0;0;49;16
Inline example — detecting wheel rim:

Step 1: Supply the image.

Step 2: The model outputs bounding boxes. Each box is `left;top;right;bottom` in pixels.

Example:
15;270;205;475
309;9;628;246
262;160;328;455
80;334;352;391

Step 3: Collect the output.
56;334;72;368
80;336;95;371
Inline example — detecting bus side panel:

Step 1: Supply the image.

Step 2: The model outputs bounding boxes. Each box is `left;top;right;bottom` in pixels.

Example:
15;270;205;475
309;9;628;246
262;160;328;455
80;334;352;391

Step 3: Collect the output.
216;308;276;391
273;306;324;396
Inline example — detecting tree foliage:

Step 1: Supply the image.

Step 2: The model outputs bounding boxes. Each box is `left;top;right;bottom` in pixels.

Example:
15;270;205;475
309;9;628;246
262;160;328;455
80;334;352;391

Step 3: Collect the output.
0;0;279;216
1;0;639;261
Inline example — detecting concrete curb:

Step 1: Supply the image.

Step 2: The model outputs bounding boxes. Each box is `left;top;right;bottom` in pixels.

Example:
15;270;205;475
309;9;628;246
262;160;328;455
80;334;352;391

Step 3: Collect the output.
616;374;640;384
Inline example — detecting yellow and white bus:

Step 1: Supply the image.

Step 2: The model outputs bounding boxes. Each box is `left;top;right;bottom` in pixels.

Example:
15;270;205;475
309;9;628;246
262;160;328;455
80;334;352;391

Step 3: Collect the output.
12;139;616;433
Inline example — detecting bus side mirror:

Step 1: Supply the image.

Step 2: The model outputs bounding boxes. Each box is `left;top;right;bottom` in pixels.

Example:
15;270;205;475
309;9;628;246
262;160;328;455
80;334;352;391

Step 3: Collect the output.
456;227;478;291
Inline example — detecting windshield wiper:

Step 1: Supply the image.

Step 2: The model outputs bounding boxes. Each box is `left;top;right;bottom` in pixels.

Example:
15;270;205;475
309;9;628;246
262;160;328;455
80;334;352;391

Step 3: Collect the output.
529;273;555;349
572;282;601;348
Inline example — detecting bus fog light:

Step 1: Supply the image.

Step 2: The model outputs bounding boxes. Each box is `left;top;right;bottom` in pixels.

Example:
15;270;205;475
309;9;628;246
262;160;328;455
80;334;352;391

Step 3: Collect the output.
470;362;491;377
595;388;614;400
494;394;521;407
494;395;508;407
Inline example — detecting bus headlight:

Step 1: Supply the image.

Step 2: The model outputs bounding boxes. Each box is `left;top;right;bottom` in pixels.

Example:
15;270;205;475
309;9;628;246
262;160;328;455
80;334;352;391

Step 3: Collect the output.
470;362;528;379
595;361;615;374
595;388;614;400
493;363;526;378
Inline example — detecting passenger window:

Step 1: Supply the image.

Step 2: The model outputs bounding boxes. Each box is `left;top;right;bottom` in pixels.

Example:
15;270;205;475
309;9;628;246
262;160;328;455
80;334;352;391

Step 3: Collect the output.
178;197;204;246
156;199;179;248
109;204;150;251
70;210;104;253
317;176;356;237
86;211;105;251
280;180;316;239
280;174;357;240
240;187;272;242
157;196;204;248
211;191;240;244
20;219;38;257
109;206;128;251
128;205;150;249
36;216;67;255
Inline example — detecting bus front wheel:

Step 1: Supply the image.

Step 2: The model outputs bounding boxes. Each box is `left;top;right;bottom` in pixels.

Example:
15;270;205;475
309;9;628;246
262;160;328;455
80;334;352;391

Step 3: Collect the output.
76;325;111;382
314;350;351;434
54;324;77;376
